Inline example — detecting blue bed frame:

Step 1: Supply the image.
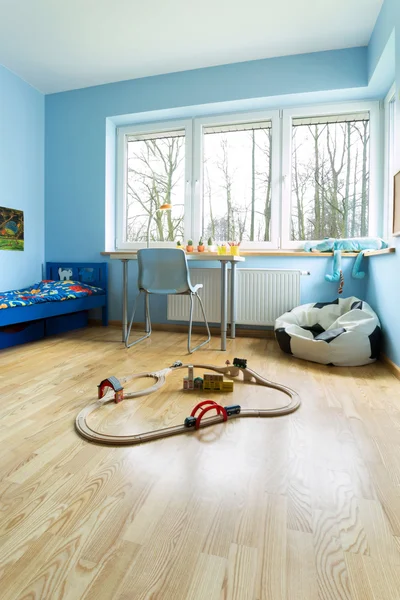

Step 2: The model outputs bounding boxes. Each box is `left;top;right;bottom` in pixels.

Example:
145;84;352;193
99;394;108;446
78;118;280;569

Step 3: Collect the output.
0;262;108;349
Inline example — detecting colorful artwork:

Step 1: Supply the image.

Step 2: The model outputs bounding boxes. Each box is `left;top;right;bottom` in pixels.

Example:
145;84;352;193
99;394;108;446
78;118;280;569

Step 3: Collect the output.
0;206;24;251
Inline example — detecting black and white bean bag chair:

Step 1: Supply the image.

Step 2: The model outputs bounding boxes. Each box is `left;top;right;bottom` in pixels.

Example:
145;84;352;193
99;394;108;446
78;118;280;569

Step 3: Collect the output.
275;297;381;366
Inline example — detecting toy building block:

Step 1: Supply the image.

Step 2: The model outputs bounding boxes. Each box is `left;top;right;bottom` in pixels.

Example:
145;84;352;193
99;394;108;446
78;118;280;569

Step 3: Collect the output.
202;372;233;392
203;375;212;390
204;373;223;382
203;373;213;383
183;377;194;390
182;365;195;390
222;381;234;392
194;377;203;389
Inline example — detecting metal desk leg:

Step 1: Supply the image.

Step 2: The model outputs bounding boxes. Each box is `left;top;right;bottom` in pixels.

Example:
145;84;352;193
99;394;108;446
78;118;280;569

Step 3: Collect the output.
122;260;128;343
220;261;228;351
230;260;237;338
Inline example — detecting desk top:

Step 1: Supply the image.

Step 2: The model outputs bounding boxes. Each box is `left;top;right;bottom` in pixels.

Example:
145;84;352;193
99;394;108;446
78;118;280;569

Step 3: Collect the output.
102;248;395;259
103;251;245;262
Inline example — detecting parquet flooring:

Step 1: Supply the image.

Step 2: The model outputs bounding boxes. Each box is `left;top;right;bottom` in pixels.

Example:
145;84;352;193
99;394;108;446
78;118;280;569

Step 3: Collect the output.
1;325;400;599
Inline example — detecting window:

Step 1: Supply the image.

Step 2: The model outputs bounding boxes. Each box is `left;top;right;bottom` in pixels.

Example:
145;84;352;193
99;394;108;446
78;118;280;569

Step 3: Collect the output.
282;102;379;248
384;85;396;238
202;121;272;242
290;114;370;240
116;120;192;249
116;102;380;249
126;129;185;242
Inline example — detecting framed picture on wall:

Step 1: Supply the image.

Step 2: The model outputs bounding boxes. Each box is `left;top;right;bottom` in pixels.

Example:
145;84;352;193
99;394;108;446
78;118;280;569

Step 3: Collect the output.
0;206;24;251
393;171;400;237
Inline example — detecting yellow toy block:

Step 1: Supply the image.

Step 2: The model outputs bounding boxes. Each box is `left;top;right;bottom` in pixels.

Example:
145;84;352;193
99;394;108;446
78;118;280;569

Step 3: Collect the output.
222;381;234;392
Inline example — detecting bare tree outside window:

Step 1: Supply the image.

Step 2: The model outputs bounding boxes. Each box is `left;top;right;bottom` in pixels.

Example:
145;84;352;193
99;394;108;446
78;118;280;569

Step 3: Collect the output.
291;114;370;241
202;122;272;242
125;131;185;243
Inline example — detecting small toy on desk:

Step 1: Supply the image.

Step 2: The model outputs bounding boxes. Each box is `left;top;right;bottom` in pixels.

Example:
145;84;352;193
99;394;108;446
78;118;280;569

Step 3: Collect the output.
207;237;216;252
228;241;241;256
225;360;231;366
97;377;124;403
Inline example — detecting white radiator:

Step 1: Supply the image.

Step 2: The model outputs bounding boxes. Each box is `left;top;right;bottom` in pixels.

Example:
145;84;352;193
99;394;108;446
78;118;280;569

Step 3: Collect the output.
167;268;301;326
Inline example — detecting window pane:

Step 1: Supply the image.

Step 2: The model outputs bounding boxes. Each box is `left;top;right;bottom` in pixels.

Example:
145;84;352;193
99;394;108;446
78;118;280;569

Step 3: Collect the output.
202;122;272;242
291;115;370;240
125;131;185;242
388;96;396;181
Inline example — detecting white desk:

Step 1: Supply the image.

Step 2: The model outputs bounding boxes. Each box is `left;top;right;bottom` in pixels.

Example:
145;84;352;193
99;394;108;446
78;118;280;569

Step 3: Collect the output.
107;252;245;351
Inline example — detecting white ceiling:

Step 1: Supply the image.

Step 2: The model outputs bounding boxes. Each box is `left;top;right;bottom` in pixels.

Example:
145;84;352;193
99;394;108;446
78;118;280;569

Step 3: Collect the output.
0;0;383;94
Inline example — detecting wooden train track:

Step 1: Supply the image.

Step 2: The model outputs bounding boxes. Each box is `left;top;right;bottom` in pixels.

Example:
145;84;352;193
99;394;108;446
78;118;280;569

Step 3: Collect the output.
75;362;301;445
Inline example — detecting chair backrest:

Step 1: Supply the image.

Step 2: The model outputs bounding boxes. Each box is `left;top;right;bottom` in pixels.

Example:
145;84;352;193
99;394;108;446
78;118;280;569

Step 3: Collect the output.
137;248;192;294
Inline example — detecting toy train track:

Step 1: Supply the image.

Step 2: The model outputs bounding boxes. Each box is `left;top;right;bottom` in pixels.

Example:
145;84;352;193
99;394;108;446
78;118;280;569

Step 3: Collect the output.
75;361;301;446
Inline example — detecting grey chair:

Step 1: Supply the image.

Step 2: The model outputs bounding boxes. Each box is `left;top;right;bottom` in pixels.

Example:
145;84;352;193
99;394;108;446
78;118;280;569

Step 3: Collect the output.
125;248;211;353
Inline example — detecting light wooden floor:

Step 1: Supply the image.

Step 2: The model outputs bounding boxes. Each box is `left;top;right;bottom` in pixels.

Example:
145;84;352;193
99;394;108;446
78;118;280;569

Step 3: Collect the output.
1;326;400;600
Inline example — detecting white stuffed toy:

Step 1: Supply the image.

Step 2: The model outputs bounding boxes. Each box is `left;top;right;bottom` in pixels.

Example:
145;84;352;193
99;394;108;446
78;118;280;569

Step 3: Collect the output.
58;267;73;281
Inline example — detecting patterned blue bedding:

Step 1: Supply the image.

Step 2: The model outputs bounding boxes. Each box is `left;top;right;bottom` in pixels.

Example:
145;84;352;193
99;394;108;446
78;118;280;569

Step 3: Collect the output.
0;280;105;310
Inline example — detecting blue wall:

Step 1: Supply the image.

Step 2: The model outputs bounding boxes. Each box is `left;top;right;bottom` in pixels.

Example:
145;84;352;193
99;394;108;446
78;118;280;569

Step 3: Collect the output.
0;65;44;291
366;0;400;366
45;46;370;264
45;47;370;323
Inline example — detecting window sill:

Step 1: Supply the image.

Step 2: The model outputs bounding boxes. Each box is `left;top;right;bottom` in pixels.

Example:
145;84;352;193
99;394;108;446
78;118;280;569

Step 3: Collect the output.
101;248;395;258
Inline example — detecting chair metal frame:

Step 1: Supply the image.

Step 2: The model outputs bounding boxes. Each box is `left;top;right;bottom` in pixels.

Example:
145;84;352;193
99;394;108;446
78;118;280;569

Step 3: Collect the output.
125;250;211;354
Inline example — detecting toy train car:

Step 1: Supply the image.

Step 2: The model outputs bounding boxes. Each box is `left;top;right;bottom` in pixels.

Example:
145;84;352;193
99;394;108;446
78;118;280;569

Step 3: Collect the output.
233;357;247;369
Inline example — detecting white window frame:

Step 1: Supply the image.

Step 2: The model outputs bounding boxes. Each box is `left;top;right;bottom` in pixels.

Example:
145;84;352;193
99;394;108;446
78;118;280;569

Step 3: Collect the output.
281;101;380;249
115;101;382;250
383;84;396;240
193;111;280;249
116;119;193;249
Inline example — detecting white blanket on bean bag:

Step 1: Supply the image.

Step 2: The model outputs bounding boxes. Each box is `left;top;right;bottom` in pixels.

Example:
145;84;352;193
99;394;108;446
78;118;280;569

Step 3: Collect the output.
274;297;381;366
